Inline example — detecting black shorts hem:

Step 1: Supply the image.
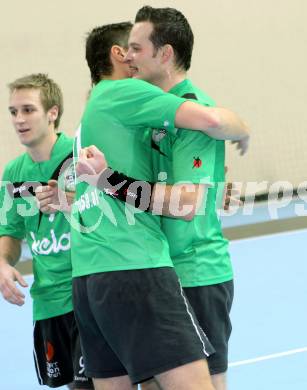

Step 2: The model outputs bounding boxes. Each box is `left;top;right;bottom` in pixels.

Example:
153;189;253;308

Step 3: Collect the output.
74;381;95;389
131;353;207;384
85;368;127;379
209;364;228;375
39;377;73;388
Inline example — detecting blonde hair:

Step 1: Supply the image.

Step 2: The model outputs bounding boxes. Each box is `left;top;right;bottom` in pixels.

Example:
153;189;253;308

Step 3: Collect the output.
8;73;63;129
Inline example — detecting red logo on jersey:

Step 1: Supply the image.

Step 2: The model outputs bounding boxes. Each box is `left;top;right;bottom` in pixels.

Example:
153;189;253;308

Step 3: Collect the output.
193;157;202;168
45;341;55;362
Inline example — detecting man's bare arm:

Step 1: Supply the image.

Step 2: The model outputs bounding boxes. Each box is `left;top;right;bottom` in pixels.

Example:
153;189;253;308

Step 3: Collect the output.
150;183;205;221
0;236;28;306
175;102;250;154
76;146;207;220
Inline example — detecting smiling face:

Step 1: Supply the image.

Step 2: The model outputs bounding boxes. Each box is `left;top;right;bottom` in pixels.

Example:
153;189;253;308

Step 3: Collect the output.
8;88;57;149
125;22;165;86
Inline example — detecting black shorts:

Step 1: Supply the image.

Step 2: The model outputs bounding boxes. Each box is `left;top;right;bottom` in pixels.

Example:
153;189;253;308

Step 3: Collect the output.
184;280;234;375
73;267;214;384
33;311;93;388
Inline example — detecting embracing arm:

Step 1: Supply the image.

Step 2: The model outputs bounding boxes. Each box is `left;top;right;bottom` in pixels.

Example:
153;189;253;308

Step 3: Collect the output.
175;102;250;154
39;147;236;220
150;183;205;221
76;146;206;221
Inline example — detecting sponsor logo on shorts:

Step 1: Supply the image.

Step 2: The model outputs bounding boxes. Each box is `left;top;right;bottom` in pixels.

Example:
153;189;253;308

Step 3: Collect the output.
78;356;85;375
74;356;88;382
74;375;89;382
45;341;55;362
45;341;61;379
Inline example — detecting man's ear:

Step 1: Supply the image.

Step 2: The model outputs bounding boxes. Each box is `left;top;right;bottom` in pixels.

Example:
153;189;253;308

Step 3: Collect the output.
47;105;59;125
111;45;126;63
161;44;174;64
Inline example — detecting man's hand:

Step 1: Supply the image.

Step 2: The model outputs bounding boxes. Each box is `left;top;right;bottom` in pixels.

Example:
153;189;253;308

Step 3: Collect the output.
35;180;59;214
223;182;243;210
0;261;28;306
35;180;73;214
223;167;243;211
76;145;107;177
231;135;249;156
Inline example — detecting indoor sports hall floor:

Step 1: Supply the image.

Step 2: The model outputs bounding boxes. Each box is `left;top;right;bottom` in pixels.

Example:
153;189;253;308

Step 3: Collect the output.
1;200;307;389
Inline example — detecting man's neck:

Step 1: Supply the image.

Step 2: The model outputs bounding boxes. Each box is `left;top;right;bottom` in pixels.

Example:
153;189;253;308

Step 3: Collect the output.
157;70;187;92
27;131;58;162
102;68;128;81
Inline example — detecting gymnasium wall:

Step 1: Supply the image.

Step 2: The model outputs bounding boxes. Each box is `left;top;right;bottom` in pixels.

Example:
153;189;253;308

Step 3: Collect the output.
1;0;306;193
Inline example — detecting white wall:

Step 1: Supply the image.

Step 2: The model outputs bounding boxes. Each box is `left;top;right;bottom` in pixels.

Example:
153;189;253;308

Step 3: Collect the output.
1;0;306;189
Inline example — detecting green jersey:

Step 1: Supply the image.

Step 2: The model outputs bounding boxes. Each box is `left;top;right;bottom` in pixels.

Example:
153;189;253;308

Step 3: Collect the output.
71;78;186;276
152;79;233;287
0;133;74;320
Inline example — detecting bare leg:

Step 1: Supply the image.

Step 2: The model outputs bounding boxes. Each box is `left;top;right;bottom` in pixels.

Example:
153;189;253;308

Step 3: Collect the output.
140;365;227;390
139;378;162;390
155;359;214;390
93;375;133;390
211;372;227;390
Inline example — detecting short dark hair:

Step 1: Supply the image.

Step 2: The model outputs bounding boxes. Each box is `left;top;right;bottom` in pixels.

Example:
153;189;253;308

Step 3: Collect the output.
86;22;133;84
135;6;194;71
